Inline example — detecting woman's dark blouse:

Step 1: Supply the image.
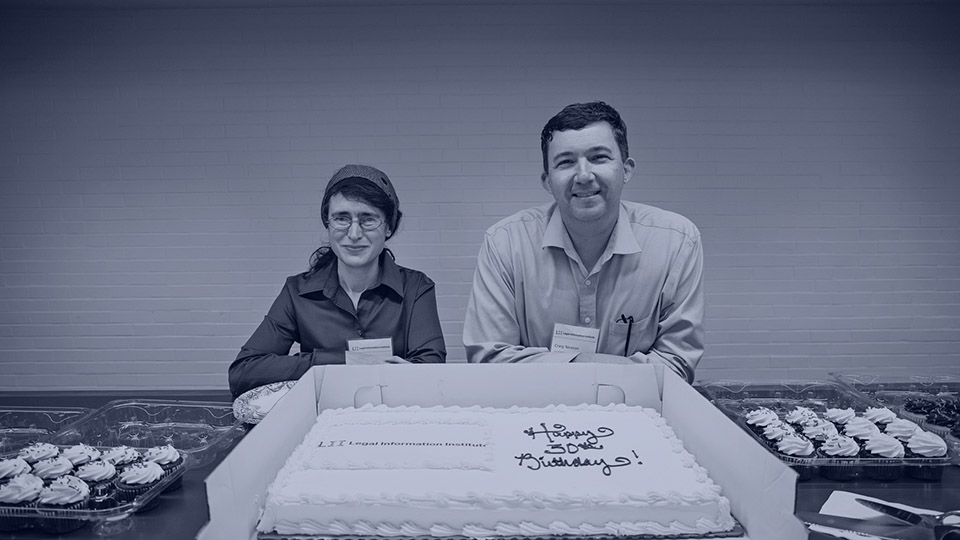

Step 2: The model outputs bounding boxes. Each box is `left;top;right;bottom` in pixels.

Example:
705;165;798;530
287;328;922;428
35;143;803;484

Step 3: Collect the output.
229;254;446;396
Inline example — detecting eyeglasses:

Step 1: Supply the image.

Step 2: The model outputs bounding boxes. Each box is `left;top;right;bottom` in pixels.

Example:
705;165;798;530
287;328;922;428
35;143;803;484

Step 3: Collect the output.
329;214;384;231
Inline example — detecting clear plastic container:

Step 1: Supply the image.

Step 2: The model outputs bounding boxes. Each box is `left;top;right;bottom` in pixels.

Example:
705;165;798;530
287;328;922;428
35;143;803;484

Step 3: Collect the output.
0;407;93;454
831;371;960;463
0;444;190;536
51;400;245;469
698;380;955;481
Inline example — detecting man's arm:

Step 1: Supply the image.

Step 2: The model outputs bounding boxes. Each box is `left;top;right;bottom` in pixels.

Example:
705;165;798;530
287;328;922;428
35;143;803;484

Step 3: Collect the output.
625;233;704;382
463;232;577;364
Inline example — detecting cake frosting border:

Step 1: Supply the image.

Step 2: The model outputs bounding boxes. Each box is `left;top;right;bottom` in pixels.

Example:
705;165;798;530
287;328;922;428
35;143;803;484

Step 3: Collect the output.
258;403;735;537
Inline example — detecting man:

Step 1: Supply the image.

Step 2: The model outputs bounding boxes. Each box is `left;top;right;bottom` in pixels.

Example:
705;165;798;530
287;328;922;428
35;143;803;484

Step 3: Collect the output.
463;101;704;382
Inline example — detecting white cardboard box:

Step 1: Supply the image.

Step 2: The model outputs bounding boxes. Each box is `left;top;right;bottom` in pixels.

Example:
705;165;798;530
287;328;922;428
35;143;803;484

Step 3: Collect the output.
198;364;807;540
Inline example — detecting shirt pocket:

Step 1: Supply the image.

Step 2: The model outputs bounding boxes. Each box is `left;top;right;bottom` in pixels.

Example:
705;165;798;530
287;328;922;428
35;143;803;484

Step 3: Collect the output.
608;314;655;356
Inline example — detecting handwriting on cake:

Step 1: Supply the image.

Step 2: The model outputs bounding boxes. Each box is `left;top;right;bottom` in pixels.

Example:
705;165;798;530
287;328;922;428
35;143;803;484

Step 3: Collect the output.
523;423;613;450
517;422;641;476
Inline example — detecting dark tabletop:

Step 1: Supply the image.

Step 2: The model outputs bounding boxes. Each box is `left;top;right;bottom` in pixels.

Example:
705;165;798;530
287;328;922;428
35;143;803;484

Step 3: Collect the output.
1;391;958;540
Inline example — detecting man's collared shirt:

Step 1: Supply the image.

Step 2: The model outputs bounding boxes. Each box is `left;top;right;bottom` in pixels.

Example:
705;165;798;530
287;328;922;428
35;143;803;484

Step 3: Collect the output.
463;201;704;382
229;253;445;396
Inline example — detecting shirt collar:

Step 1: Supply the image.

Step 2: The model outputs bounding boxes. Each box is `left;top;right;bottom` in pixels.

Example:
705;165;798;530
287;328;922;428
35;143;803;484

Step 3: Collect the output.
300;251;404;299
542;203;642;259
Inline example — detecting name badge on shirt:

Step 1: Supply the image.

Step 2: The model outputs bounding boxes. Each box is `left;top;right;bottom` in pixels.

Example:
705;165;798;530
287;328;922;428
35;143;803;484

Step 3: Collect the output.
550;323;599;354
345;338;394;365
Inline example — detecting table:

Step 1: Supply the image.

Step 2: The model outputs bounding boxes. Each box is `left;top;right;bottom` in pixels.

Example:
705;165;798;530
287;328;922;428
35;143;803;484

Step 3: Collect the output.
0;391;235;540
799;469;960;539
1;391;958;539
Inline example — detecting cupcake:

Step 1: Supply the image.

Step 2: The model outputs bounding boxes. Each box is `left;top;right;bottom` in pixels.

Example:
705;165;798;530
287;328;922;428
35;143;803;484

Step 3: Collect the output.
905;397;937;413
75;460;117;509
101;446;141;468
31;456;74;484
884;418;920;442
17;442;59;465
802;418;839;447
0;473;44;532
0;457;31;485
903;397;937;425
904;431;948;481
784;407;818;428
142;445;184;491
762;421;796;447
861;433;904;480
115;461;164;512
744;407;779;435
818;435;861;481
36;475;90;534
61;444;102;468
843;416;881;443
924;409;957;438
823;407;856;427
775;434;818;481
863;406;897;426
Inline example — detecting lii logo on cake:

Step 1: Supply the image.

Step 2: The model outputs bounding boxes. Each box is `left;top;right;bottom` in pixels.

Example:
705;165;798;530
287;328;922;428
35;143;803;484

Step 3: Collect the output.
515;422;643;477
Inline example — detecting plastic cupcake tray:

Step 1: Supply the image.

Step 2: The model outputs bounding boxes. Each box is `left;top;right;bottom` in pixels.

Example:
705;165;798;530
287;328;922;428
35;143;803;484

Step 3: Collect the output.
831;371;960;463
0;445;190;536
51;399;246;469
0;406;93;454
698;380;955;481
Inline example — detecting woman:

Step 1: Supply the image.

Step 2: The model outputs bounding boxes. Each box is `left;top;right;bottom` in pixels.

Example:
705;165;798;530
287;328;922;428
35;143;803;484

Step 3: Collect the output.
229;164;446;397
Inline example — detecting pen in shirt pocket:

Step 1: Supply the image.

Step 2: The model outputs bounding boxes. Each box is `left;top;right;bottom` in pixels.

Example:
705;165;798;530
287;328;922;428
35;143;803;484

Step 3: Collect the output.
617;314;635;356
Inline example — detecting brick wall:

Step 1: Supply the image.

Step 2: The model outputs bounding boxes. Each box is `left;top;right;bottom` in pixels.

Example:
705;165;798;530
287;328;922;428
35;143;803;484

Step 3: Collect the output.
1;3;958;390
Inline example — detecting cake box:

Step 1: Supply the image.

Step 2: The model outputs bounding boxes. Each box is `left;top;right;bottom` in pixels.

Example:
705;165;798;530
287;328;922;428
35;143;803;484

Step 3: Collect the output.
197;364;807;540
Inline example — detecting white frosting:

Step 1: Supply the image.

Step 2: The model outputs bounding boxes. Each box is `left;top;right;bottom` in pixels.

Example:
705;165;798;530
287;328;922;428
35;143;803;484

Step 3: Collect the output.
257;404;735;537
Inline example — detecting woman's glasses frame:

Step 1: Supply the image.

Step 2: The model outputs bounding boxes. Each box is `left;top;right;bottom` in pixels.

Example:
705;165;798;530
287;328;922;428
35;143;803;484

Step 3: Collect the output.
328;214;384;232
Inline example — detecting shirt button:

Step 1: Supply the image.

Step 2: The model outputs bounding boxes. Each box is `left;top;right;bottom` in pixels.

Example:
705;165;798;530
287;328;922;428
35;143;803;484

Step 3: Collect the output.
357;329;364;337
585;279;591;286
584;317;591;324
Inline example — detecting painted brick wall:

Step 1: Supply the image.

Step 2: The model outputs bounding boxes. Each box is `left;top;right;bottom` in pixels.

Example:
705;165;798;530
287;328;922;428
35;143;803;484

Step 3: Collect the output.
1;3;958;390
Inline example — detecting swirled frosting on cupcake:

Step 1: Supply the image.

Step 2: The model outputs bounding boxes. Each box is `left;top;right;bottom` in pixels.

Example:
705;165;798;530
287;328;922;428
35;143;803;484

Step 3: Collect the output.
143;445;180;466
820;435;860;457
785;407;818;425
76;460;116;484
39;475;89;506
0;457;31;480
119;461;163;486
0;473;44;504
907;431;947;458
18;442;60;464
864;434;905;458
102;446;140;467
844;417;881;439
884;418;920;441
803;419;839;441
776;434;815;457
745;407;779;428
863;407;897;425
823;407;856;425
61;444;102;467
32;456;74;480
763;421;795;442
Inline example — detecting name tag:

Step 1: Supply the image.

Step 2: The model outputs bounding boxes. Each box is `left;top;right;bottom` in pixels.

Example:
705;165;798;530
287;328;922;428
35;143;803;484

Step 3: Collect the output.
345;338;393;365
550;323;599;353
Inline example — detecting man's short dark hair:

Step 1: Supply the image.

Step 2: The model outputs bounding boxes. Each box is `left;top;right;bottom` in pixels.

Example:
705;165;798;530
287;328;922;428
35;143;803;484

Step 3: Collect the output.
540;101;629;174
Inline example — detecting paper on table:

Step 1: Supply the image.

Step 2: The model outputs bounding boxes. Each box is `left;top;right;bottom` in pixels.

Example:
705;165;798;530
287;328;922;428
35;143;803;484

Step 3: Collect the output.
807;524;892;540
821;490;940;519
809;490;941;540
